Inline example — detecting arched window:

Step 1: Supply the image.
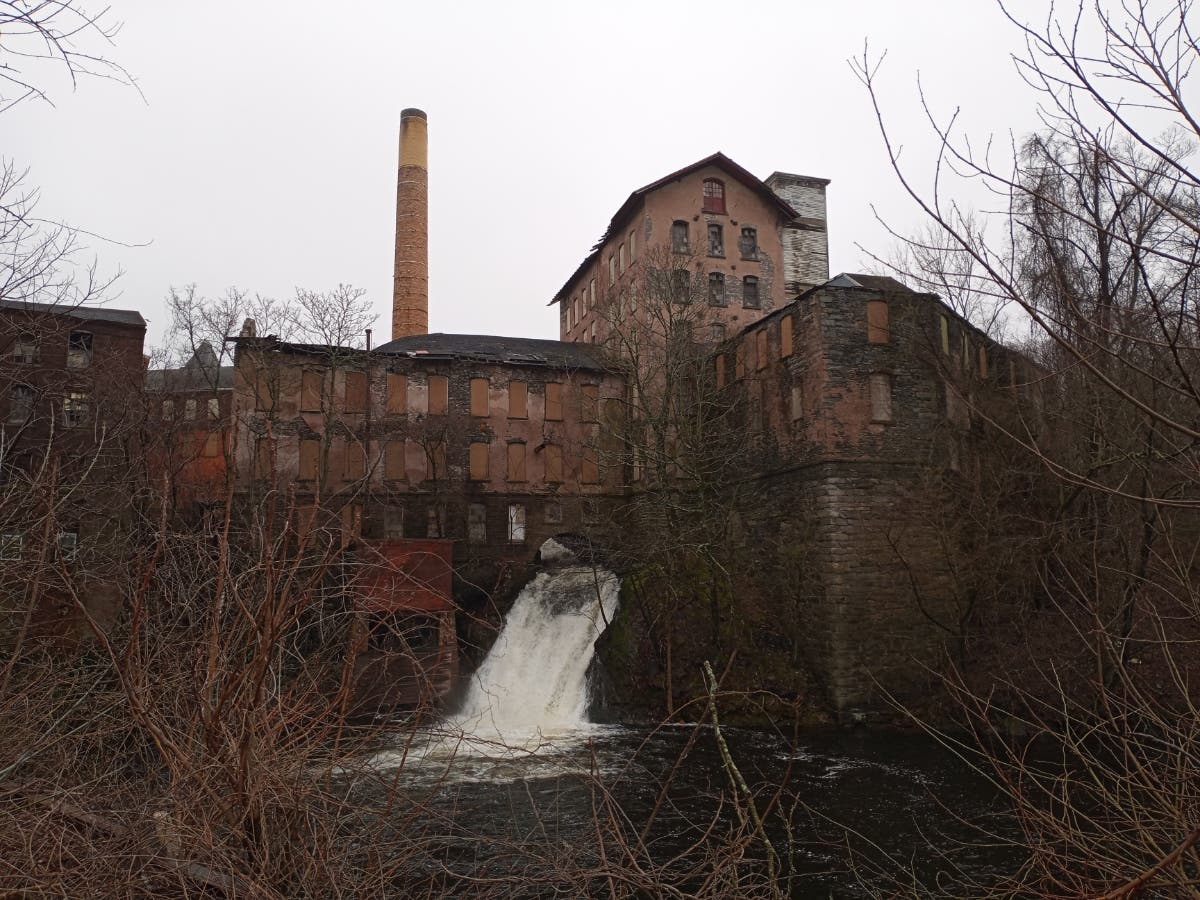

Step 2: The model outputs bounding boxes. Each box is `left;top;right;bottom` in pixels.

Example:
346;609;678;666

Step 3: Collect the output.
702;178;726;214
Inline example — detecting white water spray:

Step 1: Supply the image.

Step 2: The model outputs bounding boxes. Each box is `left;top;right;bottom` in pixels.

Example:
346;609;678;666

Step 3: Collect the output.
441;541;619;754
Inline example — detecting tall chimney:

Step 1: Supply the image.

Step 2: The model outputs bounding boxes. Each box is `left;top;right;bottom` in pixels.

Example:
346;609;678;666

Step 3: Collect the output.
393;107;429;340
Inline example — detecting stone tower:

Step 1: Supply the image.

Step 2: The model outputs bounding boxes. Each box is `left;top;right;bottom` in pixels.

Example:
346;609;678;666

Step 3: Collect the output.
392;107;429;339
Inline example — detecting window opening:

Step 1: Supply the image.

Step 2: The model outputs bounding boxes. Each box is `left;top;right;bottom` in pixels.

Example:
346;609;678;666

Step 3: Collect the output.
671;220;689;253
708;272;726;306
742;276;760;309
707;223;724;257
739;227;758;259
67;331;92;369
507;504;526;542
702;178;726;214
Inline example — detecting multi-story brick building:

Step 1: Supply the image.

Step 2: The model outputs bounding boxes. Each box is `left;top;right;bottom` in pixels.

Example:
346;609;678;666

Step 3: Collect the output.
0;299;147;633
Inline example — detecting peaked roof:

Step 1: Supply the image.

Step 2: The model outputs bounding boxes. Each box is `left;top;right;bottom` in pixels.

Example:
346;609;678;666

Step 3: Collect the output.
146;341;235;391
549;152;801;306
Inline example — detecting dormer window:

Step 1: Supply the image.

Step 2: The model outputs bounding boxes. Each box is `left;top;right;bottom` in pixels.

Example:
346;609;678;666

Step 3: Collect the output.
702;178;726;214
67;331;92;369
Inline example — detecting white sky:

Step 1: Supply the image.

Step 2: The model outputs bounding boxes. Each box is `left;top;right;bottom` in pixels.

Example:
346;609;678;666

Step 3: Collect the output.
7;1;1050;350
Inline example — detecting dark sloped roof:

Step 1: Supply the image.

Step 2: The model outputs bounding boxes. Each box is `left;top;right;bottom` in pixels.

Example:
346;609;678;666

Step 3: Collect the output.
825;273;915;293
146;341;235;392
375;333;610;371
548;152;801;306
0;299;146;327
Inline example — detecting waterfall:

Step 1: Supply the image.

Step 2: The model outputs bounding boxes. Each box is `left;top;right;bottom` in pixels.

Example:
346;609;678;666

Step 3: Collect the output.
443;543;619;754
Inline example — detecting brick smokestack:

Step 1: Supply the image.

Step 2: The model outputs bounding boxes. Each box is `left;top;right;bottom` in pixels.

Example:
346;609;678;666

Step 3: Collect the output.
392;108;428;339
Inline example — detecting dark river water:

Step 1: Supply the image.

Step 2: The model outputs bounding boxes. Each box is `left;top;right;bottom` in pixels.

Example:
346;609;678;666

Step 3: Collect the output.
365;722;1017;898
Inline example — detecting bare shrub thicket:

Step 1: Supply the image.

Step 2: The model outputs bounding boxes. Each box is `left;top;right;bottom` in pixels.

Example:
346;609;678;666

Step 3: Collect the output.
857;1;1200;894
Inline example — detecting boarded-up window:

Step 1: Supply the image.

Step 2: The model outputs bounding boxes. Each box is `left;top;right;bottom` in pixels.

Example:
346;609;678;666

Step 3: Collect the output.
470;377;489;417
299;438;320;480
781;315;793;357
301;370;323;411
869;374;892;422
545;382;563;421
736;344;746;380
756;330;768;370
507;442;527;482
428;375;448;414
344;371;368;413
544;443;563;483
945;382;969;428
940;315;950;355
581;447;599;484
715;354;726;389
202;432;223;458
255;437;272;478
469;441;489;480
507;504;526;542
978;345;988;378
344;441;365;479
581;385;598;422
386;373;407;414
790;384;804;421
867;301;889;343
255;370;273;411
961;334;970;371
508;381;527;418
468;503;487;544
384;440;405;479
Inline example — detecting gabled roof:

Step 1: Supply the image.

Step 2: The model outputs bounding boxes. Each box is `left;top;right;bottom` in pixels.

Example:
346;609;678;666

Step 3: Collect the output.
375;332;609;372
0;299;146;327
824;273;915;293
146;341;235;392
548;152;801;306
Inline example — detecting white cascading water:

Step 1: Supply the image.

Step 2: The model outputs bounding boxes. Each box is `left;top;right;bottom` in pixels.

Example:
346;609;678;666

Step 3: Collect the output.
440;540;620;755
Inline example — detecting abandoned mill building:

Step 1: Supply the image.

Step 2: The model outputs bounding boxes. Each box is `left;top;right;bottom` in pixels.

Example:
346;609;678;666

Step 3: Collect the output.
0;107;1035;716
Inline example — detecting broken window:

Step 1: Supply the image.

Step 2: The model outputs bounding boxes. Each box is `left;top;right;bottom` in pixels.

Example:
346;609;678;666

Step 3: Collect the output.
707;223;724;257
711;322;726;342
11;334;36;364
62;392;88;428
742;276;760;309
9;385;32;424
161;398;174;419
671;220;689;253
386;373;407;414
66;331;92;369
781;314;793;357
470;377;489;417
468;503;487;544
508;380;527;418
544;443;563;482
207;398;220;419
869;373;892;422
58;531;78;561
299;438;320;480
0;532;22;561
545;382;563;421
708;272;726;306
608;254;616;284
671;269;690;303
384;440;405;480
507;504;526;543
739;227;758;259
344;371;368;414
507;442;527;482
581;384;598;423
428;375;448;414
469;441;489;480
702;178;726;214
867;300;889;344
184;399;197;420
301;370;323;411
581;447;599;484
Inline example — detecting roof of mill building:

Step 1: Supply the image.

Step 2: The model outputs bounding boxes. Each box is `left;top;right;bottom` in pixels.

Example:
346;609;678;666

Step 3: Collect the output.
375;332;610;371
0;299;146;327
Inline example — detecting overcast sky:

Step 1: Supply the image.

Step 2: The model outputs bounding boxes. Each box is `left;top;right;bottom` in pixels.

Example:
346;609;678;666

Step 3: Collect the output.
8;1;1050;350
